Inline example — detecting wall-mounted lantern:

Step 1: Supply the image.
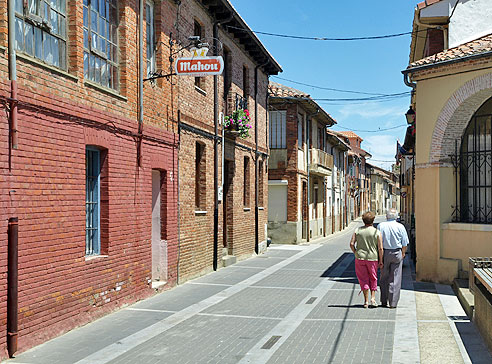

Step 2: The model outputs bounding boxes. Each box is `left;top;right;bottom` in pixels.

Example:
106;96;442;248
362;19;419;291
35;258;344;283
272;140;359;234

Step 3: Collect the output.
405;106;416;125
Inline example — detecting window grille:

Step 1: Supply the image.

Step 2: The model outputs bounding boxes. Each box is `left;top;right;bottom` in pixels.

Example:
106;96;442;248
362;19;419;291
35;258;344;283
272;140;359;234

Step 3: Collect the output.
14;0;67;69
453;112;492;224
83;0;118;89
269;111;286;149
86;147;100;255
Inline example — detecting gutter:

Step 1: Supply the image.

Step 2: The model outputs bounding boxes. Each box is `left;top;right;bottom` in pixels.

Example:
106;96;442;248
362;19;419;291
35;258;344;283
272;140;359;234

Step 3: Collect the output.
403;50;492;76
137;0;144;166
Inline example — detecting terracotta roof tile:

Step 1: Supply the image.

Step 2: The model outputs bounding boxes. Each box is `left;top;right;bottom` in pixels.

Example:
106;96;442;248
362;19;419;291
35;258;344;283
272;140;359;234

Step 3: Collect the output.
337;131;362;140
417;0;443;10
408;33;492;69
268;81;310;98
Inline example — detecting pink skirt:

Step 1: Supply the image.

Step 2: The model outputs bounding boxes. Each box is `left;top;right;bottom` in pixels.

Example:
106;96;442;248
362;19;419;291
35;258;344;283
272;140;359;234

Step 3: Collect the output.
355;259;378;291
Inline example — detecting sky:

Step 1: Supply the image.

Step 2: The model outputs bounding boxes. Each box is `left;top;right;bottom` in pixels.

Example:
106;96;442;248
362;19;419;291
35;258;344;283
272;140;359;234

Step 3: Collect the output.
233;0;418;170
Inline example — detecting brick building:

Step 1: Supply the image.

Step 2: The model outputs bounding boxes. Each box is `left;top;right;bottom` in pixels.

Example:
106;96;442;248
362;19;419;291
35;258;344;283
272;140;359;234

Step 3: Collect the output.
267;82;336;244
337;131;371;220
0;0;181;357
174;1;281;281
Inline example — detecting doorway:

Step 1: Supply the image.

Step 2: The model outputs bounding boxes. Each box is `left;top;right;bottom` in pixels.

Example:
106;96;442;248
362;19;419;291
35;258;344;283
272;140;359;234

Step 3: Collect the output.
152;170;167;285
223;160;234;253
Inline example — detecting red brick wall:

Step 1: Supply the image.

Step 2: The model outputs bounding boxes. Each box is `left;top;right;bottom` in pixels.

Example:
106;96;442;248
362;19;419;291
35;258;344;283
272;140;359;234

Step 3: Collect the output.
0;0;179;357
175;1;270;281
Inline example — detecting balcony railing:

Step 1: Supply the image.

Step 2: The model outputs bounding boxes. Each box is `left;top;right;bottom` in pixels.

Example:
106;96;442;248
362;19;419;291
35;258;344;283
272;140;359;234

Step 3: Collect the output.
235;93;248;111
309;148;333;176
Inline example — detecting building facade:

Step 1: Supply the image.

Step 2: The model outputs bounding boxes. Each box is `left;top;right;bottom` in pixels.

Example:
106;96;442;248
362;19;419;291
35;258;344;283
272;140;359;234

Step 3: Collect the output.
267;82;336;244
175;0;281;282
404;0;492;283
1;0;181;357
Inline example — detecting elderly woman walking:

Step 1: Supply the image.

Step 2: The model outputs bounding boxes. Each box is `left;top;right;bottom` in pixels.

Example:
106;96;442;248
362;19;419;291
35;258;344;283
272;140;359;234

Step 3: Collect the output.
349;211;384;308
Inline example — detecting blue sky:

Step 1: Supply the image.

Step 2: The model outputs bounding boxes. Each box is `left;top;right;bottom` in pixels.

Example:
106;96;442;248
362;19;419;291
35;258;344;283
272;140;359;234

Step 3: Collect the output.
233;0;418;169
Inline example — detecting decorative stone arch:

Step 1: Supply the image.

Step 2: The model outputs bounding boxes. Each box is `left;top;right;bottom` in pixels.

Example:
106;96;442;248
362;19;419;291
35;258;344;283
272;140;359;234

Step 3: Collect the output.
430;73;492;164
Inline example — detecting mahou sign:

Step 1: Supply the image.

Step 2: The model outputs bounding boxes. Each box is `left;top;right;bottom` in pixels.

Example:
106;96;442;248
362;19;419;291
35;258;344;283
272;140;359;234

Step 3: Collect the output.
175;56;224;77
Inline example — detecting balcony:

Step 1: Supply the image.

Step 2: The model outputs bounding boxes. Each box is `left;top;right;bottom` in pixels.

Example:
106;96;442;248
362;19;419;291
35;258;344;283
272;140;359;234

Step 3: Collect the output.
309;148;333;176
235;93;248;111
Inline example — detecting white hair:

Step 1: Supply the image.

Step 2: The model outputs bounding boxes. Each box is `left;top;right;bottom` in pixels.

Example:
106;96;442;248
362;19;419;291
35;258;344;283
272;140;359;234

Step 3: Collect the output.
386;208;399;220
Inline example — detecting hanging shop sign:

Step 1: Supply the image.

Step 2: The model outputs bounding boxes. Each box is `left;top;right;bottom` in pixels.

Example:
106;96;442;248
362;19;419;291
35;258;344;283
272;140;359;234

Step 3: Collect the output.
175;46;224;77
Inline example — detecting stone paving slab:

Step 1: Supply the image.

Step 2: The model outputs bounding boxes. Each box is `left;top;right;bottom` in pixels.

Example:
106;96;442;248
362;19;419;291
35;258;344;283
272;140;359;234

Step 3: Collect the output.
252;271;323;289
192;266;262;285
106;316;280;364
131;282;228;312
234;256;285;269
266;320;394;364
307;289;397;321
202;287;310;318
6;310;172;364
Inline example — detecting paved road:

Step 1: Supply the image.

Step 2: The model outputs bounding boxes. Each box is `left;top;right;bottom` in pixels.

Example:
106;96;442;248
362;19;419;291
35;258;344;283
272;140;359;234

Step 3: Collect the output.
4;219;491;364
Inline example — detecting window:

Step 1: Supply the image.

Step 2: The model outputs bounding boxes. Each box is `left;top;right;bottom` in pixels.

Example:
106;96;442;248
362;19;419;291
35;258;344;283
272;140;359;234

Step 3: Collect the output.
194;20;203;89
83;0;118;89
195;142;206;209
244;157;250;207
86;147;100;255
458;98;492;223
243;65;249;99
269;110;286;149
14;0;67;69
223;47;231;99
146;1;155;76
297;113;304;148
258;160;264;207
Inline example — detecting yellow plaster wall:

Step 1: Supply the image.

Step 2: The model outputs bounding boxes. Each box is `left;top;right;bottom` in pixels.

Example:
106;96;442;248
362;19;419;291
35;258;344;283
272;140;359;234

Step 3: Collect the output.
414;68;492;164
414;66;492;283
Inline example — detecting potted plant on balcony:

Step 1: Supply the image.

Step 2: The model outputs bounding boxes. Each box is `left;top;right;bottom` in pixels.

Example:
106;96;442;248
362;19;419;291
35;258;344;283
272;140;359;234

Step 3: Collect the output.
223;109;252;139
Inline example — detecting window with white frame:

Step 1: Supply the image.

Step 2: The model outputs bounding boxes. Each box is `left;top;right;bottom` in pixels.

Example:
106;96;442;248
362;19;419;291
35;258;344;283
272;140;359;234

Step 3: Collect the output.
297;113;304;148
86;147;101;256
146;1;155;76
14;0;67;69
83;0;118;89
269;110;286;149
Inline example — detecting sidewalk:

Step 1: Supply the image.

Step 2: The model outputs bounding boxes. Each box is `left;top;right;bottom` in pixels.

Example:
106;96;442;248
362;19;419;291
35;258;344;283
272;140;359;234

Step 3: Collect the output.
3;219;491;364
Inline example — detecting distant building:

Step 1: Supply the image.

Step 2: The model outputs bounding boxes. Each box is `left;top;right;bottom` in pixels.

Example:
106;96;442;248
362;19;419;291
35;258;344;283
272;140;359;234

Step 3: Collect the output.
267;82;337;243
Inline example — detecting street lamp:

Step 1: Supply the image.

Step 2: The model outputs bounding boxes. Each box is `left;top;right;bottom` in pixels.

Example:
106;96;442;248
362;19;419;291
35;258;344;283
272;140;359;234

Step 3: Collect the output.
405;106;416;125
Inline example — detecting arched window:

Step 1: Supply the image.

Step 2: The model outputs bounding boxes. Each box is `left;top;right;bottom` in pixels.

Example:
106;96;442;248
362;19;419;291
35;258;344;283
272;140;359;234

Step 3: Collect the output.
459;98;492;223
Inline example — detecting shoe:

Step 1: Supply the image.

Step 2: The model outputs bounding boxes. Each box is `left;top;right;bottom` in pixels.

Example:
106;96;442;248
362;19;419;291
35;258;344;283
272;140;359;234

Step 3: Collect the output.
389;306;397;309
363;302;369;309
369;300;377;308
380;302;388;308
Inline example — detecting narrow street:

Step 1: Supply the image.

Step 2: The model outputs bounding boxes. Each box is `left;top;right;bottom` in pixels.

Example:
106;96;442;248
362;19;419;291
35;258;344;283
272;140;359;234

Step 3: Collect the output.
4;219;490;364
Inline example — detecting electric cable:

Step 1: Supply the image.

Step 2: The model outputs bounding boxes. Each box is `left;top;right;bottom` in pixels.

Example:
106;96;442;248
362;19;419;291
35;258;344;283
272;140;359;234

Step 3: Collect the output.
226;25;428;41
333;124;407;133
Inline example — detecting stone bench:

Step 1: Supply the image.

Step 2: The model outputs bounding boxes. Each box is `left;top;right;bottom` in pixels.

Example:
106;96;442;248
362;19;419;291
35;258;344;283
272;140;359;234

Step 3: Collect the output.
469;257;492;351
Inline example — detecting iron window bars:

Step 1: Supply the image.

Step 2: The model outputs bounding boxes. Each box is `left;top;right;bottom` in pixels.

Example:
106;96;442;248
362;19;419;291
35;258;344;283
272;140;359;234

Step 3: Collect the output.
451;113;492;224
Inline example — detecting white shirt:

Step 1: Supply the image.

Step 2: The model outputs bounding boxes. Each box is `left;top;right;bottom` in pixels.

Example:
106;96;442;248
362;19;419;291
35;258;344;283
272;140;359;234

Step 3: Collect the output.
377;219;409;250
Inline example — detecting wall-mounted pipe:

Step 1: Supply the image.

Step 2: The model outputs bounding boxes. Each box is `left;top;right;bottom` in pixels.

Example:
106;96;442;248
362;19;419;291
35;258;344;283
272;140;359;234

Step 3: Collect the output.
8;0;18;149
137;0;144;166
7;217;18;357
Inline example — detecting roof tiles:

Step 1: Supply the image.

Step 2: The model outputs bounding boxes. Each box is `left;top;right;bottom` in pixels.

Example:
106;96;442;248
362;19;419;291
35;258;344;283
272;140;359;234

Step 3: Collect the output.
268;81;310;98
408;33;492;69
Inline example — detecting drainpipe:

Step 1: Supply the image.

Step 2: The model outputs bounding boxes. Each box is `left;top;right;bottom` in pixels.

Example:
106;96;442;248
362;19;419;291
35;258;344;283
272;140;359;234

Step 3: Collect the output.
254;62;268;254
213;12;233;271
7;217;18;357
213;21;219;271
8;0;18;150
306;108;320;242
137;0;144;166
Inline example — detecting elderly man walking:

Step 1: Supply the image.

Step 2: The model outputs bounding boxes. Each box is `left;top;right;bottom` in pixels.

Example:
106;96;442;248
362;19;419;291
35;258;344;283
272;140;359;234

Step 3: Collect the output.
377;208;409;308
